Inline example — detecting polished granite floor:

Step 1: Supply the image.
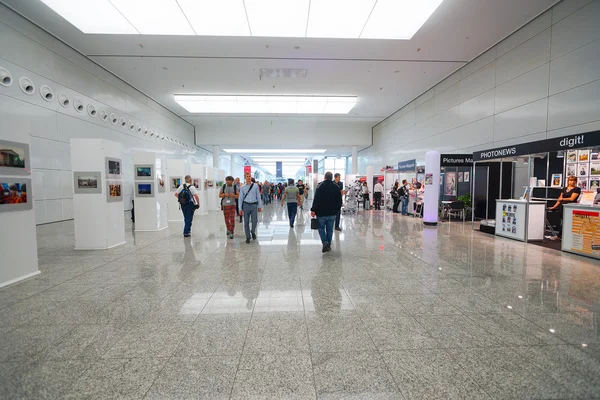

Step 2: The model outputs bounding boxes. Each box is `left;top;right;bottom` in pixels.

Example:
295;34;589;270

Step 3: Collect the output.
1;201;599;399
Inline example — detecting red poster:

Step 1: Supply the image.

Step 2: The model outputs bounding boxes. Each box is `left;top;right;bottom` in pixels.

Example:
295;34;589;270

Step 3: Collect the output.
244;165;251;174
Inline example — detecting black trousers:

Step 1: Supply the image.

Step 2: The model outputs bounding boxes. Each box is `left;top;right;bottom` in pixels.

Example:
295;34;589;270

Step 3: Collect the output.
362;194;370;209
392;197;400;213
374;192;382;210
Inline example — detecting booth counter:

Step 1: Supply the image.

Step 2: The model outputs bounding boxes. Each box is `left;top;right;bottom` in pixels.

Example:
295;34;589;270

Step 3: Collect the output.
562;204;600;260
495;199;545;242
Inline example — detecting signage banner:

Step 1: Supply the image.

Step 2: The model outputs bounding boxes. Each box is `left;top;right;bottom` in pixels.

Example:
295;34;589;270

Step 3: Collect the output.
473;132;600;161
397;159;417;172
276;161;282;178
244;165;251;174
440;154;473;166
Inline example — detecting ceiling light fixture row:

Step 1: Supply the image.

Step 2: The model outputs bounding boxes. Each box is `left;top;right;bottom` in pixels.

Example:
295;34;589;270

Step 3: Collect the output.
0;65;194;150
40;0;444;40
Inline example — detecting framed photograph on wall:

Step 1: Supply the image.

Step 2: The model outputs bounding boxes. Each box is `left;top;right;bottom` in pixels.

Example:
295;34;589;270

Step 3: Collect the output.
157;174;166;193
0;178;32;212
458;172;463;183
134;164;154;181
170;176;182;191
551;173;562;188
192;178;200;188
566;164;577;177
590;161;600;176
578;163;589;177
135;182;154;198
73;171;102;194
566;150;577;163
578;150;590;162
0;139;30;176
577;178;588;190
444;172;456;196
105;157;122;179
590;178;600;190
464;171;470;182
106;180;123;202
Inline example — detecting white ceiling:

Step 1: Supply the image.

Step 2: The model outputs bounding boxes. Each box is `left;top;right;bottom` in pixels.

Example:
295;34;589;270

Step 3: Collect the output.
2;0;558;152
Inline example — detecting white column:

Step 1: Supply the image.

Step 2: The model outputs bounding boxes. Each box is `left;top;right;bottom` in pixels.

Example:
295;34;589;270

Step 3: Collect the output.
230;154;235;177
352;145;358;174
424;150;441;226
212;145;219;169
366;165;374;206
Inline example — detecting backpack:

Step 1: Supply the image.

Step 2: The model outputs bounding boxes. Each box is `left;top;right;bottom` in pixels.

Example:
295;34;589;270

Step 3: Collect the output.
178;184;192;205
220;184;238;208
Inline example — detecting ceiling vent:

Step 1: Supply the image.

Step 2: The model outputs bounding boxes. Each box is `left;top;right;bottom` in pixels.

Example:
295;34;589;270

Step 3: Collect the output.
259;68;307;79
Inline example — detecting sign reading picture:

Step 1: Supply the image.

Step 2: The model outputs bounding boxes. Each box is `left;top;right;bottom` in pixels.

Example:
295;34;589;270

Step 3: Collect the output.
134;164;154;181
0;178;32;212
105;157;122;180
106;180;123;202
0;139;30;176
135;182;154;198
73;171;102;194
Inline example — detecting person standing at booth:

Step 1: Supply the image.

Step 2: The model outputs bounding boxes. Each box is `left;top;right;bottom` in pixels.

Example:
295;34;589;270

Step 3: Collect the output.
373;180;384;210
547;175;581;240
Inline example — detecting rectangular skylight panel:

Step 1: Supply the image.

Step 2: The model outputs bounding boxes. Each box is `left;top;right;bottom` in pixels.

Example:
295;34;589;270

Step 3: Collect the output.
110;0;194;35
244;0;310;37
178;0;250;36
361;0;444;39
223;149;327;153
39;0;138;34
306;0;376;38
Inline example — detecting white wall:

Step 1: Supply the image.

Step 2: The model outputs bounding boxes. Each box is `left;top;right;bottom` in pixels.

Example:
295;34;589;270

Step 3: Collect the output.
360;0;600;172
193;117;373;147
0;3;212;224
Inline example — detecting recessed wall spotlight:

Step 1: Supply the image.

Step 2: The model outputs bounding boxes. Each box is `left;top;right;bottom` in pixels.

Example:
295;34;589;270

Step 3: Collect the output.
99;109;108;121
150;130;155;137
73;99;84;112
58;93;69;107
110;113;118;124
19;77;35;95
119;117;126;127
40;85;54;101
136;123;141;133
0;67;12;87
143;127;148;135
128;121;134;130
87;104;97;117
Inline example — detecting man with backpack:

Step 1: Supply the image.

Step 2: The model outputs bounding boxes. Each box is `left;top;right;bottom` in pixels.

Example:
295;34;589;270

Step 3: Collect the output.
219;176;239;239
239;172;262;243
174;175;200;237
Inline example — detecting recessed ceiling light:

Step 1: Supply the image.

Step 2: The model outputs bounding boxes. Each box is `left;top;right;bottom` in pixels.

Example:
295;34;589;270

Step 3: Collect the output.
307;0;375;38
223;149;326;154
361;0;444;39
174;95;357;114
109;0;194;35
178;0;250;36
245;0;309;37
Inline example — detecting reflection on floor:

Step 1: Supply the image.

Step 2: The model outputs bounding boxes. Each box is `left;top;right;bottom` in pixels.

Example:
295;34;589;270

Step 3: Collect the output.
1;200;599;399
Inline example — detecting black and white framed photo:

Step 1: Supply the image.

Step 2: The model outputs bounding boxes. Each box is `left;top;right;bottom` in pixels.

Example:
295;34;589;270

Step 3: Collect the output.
0;139;30;176
73;171;102;194
106;180;123;202
105;157;122;179
0;178;32;212
135;182;154;198
134;164;154;181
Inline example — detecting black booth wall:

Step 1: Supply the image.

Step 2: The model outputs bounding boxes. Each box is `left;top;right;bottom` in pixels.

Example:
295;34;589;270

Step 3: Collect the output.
474;162;513;220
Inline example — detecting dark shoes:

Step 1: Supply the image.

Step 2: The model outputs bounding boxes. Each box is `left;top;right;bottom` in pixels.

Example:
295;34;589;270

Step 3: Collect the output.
322;242;331;253
290;224;294;228
184;234;190;237
252;233;257;240
335;227;342;232
246;238;250;243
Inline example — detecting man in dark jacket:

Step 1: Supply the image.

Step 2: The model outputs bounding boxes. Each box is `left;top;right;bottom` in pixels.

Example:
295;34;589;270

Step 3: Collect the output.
311;172;343;253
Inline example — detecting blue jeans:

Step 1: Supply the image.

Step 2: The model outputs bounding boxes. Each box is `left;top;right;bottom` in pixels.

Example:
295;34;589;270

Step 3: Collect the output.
287;202;298;225
317;215;336;245
181;203;196;235
242;202;258;240
401;197;409;215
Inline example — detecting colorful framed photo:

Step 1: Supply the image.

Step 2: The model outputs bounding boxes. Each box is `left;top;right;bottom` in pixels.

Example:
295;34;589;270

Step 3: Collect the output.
551;173;562;188
458;172;464;183
135;182;154;198
73;171;102;194
157;174;166;193
170;176;181;191
578;163;589;177
0;139;30;176
106;180;123;202
577;178;589;190
0;178;32;212
578;150;590;162
566;150;577;163
192;178;200;188
590;161;600;176
134;164;154;181
105;157;122;179
590;178;600;190
464;171;470;182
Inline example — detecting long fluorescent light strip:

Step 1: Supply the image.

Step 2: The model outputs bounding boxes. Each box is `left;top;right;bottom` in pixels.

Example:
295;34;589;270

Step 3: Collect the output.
40;0;444;40
224;149;326;153
175;95;357;115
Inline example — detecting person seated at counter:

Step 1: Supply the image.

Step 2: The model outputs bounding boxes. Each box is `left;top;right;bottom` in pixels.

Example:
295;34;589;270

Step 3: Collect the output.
547;176;581;240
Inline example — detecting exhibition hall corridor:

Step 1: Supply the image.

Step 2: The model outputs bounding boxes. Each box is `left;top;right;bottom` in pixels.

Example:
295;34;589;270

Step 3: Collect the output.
1;202;599;399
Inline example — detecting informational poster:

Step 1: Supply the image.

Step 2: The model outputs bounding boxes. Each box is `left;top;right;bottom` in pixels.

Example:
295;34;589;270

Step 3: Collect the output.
571;210;600;256
425;173;433;185
444;172;456;196
500;203;519;236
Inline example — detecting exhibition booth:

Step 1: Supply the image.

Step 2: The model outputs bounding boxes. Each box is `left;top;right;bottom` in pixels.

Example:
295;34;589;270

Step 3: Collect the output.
132;151;168;232
472;132;600;260
397;159;425;215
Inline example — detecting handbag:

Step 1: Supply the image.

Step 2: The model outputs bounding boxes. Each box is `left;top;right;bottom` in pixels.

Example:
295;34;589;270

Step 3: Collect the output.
310;218;319;230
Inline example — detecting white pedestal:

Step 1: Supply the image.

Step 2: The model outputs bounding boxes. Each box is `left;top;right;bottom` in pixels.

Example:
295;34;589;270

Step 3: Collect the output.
133;152;168;232
167;159;187;222
562;204;600;259
191;163;207;215
494;199;545;242
71;139;125;250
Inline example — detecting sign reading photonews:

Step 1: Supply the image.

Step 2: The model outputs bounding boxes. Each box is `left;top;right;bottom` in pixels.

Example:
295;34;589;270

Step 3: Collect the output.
473;132;600;161
440;154;473;166
397;159;417;172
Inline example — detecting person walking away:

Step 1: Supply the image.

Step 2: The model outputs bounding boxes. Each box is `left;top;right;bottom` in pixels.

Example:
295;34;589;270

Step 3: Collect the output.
262;181;270;205
219;176;239;239
373;180;384;210
391;182;400;213
239;173;262;243
361;181;370;210
174;175;200;237
333;173;345;231
311;172;343;253
296;179;306;210
281;178;301;227
400;179;411;215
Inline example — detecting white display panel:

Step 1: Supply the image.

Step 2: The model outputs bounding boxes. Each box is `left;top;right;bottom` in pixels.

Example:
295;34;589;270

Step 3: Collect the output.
191;163;207;215
132;152;168;231
495;200;545;242
167;159;187;221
